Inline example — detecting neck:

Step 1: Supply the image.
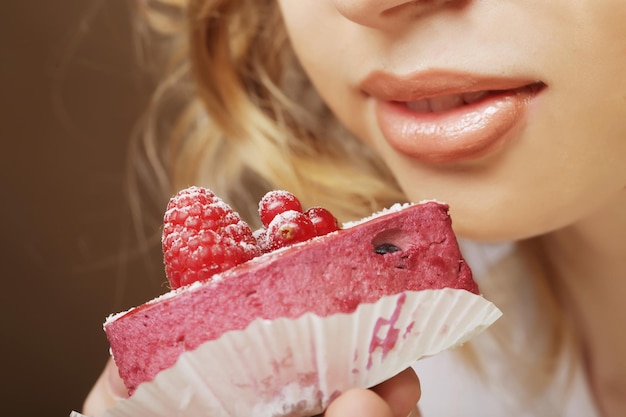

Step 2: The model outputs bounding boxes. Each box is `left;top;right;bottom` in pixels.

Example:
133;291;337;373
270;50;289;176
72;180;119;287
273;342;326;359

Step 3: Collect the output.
539;190;626;417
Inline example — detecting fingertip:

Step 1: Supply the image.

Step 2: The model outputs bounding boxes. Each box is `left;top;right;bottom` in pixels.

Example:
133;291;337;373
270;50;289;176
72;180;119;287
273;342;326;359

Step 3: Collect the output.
372;368;421;417
325;388;394;417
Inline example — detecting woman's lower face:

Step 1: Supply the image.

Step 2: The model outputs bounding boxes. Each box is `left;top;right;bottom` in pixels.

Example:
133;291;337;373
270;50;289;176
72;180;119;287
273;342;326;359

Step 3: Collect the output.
277;0;626;241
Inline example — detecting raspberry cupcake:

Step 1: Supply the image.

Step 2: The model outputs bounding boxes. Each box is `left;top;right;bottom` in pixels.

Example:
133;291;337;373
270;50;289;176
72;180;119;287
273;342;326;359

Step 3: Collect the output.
92;187;501;417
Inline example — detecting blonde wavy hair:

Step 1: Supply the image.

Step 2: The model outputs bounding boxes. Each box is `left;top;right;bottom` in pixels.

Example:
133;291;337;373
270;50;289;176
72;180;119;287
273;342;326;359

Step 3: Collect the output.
130;0;403;229
130;0;574;413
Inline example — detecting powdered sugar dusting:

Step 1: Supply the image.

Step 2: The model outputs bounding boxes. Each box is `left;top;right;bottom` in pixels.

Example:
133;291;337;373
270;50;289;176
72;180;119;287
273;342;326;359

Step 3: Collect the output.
342;203;409;229
342;200;444;229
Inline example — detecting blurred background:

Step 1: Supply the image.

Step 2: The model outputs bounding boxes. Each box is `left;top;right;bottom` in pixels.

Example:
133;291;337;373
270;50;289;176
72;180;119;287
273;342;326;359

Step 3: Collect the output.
1;1;167;415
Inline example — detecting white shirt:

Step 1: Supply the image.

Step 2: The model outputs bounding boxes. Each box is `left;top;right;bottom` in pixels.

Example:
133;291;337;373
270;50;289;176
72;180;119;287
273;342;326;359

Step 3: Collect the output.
412;241;600;417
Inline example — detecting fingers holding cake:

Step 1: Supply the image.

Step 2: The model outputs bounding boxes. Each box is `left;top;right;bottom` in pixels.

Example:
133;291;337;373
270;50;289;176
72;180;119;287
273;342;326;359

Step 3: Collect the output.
325;368;421;417
80;361;421;417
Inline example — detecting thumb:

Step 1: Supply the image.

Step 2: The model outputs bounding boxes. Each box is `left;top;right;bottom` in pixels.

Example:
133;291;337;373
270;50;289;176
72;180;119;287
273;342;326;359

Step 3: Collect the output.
83;358;128;415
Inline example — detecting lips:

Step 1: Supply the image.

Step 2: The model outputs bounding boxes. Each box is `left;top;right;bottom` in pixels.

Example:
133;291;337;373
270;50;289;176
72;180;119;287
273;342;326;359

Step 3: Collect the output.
360;70;545;164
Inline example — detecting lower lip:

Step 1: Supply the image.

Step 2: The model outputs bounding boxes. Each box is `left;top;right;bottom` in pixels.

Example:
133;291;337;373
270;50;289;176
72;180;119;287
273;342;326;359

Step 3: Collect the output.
374;84;543;164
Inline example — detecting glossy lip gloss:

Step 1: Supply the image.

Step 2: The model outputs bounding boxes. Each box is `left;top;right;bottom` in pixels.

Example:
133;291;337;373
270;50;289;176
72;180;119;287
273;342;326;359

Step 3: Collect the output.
360;70;546;164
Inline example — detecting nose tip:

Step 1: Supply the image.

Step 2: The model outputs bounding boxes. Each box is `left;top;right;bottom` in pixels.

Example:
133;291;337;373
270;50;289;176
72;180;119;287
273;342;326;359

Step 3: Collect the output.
332;0;460;29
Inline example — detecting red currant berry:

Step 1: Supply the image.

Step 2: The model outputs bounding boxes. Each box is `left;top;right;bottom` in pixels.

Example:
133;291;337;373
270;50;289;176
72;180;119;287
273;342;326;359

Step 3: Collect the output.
305;206;340;236
266;210;316;250
258;190;303;227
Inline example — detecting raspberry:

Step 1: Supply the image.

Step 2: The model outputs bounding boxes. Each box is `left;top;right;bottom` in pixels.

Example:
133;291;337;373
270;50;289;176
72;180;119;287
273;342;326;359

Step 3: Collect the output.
266;210;316;250
162;186;260;289
258;190;303;227
305;207;340;236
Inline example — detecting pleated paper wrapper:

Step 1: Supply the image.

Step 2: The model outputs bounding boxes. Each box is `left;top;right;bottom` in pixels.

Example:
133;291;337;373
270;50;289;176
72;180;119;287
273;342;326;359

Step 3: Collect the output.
79;288;501;417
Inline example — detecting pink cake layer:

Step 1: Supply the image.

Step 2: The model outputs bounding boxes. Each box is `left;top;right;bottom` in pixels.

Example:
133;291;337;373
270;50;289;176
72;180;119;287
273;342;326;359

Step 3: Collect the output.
105;202;476;394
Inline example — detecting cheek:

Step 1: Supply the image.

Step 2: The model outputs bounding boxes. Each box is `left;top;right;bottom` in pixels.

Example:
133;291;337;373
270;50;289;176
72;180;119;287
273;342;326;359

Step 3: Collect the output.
278;2;372;139
277;2;342;86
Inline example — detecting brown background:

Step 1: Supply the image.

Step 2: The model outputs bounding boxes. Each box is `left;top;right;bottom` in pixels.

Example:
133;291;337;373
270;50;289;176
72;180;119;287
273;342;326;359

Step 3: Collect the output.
1;1;167;415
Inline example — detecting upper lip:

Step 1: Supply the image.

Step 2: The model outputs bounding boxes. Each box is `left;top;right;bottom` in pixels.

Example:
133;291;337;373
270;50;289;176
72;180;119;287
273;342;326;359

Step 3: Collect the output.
359;69;542;102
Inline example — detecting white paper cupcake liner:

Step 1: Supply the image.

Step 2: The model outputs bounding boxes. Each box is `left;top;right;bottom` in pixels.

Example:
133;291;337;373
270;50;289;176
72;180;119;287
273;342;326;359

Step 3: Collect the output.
85;288;500;417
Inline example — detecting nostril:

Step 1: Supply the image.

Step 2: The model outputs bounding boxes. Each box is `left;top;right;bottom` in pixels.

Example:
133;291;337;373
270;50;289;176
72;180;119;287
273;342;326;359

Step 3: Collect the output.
332;0;469;30
332;0;419;28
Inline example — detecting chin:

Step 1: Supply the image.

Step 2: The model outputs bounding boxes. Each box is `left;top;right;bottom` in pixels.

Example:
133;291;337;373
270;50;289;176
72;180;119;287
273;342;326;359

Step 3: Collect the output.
402;191;558;243
451;219;539;243
449;214;534;243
